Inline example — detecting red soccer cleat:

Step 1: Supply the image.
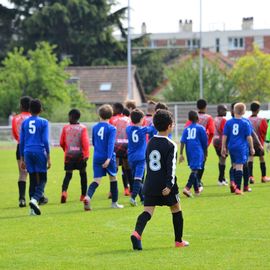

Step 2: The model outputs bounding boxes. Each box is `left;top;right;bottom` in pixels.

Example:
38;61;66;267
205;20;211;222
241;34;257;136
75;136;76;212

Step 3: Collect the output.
61;191;67;203
230;181;237;193
261;176;270;183
235;188;243;195
124;188;130;196
80;195;86;201
175;240;189;247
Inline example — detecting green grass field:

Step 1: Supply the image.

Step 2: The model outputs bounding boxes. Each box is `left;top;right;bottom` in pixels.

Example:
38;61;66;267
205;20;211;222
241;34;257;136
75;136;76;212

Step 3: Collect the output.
0;146;270;270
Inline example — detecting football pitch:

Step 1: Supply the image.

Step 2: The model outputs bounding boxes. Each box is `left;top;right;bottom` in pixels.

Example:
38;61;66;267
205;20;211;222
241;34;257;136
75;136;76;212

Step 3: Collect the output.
0;146;270;270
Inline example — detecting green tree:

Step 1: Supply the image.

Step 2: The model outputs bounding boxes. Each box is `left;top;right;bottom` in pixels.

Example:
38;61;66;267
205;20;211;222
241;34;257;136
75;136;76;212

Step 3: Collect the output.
0;42;95;121
1;0;126;66
230;45;270;102
163;57;235;103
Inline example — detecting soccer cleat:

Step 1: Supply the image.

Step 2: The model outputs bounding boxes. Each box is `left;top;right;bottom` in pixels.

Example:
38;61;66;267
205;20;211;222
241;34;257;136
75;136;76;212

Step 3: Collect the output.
38;196;48;205
130;198;137;206
111;202;124;209
175;240;189;247
29;208;37;216
61;191;67;203
194;191;201;196
80;195;85;201
243;186;252;192
235;188;243;195
230;181;237;193
198;186;204;193
19;198;26;208
261;176;270;183
131;231;142;250
29;198;41;215
83;196;91;211
124;188;130;196
249;176;255;184
218;180;228;186
183;187;193;198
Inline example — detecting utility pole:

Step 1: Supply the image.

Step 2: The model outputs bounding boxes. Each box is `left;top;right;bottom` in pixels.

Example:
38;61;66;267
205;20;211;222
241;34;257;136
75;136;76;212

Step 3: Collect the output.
127;0;132;99
199;0;203;99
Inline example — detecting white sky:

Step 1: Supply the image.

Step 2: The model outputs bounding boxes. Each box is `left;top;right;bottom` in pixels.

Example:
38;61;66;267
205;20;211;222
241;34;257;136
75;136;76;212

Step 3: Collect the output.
1;0;270;33
115;0;270;33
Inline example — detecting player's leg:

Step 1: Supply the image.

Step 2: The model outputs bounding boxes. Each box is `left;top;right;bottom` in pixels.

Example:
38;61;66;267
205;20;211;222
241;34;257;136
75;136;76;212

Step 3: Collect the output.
83;178;101;211
79;160;88;201
109;175;124;209
130;161;144;206
234;163;244;195
243;162;251;192
248;155;254;183
61;169;73;203
197;160;205;186
170;202;189;247
260;155;270;182
183;170;196;197
122;158;132;195
218;156;227;186
131;206;155;250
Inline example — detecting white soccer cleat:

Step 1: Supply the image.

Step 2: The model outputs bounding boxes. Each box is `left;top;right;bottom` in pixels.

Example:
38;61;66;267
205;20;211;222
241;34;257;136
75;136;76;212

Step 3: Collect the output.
218;180;228;186
130;198;138;206
29;198;41;215
29;208;37;216
183;188;193;198
83;196;91;211
111;202;124;209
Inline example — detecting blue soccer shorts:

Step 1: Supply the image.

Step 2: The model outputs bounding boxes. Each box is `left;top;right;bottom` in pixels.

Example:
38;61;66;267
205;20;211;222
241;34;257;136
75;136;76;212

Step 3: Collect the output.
129;160;145;180
24;150;48;173
93;157;117;178
229;148;248;164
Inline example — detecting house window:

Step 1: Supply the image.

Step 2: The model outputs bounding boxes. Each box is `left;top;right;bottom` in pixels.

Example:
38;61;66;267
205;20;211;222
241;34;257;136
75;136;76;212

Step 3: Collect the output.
187;39;200;49
228;37;244;50
67;76;80;89
99;83;112;91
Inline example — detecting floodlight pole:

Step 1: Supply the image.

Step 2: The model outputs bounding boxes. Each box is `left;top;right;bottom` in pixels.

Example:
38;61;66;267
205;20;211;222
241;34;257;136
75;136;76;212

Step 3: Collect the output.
199;0;203;99
127;0;133;99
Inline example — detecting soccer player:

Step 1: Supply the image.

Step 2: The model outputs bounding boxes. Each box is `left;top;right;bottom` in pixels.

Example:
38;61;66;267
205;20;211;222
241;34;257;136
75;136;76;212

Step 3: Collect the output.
180;111;208;197
143;100;156;127
12;96;32;207
83;104;124;210
213;104;228;186
109;102;132;196
130;109;189;250
126;109;152;206
20;99;51;215
59;109;90;203
185;99;214;187
221;103;255;195
248;101;270;183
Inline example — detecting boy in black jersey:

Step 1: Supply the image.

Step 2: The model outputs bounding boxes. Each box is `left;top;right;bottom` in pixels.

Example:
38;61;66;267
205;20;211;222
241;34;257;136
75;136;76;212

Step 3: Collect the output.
130;109;189;250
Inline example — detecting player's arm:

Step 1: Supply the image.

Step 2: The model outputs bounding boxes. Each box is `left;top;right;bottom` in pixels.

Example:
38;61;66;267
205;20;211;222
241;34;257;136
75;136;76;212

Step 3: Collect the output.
81;127;90;161
42;121;51;169
221;135;228;157
201;128;208;159
247;135;255;156
59;127;66;151
11;116;19;141
179;142;185;163
19;122;26;169
103;127;116;168
207;117;215;145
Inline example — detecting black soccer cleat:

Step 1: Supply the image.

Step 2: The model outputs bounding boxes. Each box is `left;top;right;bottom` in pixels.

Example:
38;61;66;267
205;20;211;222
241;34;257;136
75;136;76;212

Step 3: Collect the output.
19;198;26;208
131;233;142;250
29;199;41;215
38;196;48;205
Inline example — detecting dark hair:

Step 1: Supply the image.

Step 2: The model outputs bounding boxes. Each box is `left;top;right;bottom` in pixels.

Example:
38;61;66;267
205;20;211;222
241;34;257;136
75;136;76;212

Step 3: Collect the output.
125;100;136;110
20;96;32;111
217;104;227;116
197;99;207;110
153;109;173;131
113;102;124;115
250;101;260;112
122;107;130;117
155;102;168;111
130;109;144;124
188;110;199;122
30;99;42;114
230;101;238;117
99;104;113;120
69;109;81;121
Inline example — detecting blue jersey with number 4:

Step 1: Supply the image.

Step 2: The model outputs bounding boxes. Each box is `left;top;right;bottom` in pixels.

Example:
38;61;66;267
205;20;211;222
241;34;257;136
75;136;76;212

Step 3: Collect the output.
181;123;208;170
92;122;116;163
223;118;251;151
20;115;50;156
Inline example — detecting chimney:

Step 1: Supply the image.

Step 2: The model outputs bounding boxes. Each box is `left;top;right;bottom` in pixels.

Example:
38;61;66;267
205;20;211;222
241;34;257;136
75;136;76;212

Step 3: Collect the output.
141;22;147;34
179;19;193;32
242;17;253;30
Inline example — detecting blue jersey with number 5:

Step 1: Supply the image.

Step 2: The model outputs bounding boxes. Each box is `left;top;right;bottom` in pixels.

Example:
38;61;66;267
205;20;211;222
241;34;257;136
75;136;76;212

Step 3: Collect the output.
181;123;207;169
223;118;251;151
92;122;116;163
20;115;50;156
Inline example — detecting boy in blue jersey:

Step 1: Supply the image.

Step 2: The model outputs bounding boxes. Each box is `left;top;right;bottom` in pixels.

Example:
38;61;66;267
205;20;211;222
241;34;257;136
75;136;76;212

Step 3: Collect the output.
222;103;255;195
180;111;208;197
83;104;124;210
126;109;152;206
20;99;51;215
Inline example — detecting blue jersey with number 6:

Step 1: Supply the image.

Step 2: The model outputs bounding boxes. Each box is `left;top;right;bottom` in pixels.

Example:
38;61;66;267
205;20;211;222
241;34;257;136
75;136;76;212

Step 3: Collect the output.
92;122;116;163
20;115;50;156
223;118;251;151
181;123;208;170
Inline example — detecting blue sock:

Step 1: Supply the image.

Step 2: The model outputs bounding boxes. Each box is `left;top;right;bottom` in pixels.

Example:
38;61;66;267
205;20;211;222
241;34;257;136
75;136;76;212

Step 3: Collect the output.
234;170;243;189
110;181;118;203
87;182;99;199
132;179;142;200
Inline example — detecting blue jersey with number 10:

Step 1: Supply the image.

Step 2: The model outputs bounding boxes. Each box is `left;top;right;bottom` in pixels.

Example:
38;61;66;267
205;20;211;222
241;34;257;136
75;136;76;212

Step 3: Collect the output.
181;123;208;170
92;122;116;163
